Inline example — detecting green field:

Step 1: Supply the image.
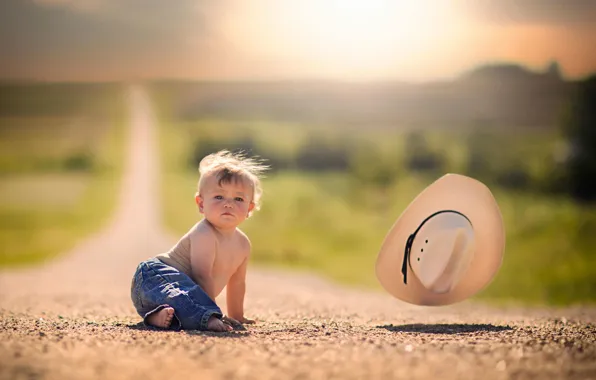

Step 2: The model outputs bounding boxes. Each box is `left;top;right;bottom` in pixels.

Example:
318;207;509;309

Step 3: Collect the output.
152;85;596;307
0;83;126;266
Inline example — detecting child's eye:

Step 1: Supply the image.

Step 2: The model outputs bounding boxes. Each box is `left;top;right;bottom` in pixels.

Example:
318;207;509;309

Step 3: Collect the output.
235;197;244;202
214;195;223;200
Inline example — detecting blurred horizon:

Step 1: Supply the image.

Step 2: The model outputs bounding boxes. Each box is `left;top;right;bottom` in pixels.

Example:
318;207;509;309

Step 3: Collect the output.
1;0;595;83
0;60;591;85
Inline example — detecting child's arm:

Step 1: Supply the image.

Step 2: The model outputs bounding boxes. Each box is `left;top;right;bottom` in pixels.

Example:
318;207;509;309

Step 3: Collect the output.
226;256;251;322
189;229;217;300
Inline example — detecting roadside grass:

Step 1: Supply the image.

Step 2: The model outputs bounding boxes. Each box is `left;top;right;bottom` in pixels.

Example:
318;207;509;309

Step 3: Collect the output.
0;84;126;267
151;90;596;307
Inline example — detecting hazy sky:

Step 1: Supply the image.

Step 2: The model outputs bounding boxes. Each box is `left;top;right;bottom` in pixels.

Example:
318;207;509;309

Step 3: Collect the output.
1;0;595;82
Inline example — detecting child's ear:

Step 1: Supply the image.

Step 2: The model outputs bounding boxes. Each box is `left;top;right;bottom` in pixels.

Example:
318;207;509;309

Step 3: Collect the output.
195;192;204;213
247;201;255;216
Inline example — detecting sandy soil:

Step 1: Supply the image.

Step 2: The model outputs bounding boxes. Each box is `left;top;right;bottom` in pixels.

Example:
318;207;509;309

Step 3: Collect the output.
1;86;594;380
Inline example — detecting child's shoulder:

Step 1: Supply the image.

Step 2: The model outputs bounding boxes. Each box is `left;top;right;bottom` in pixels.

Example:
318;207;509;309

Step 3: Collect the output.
188;220;217;242
234;228;252;251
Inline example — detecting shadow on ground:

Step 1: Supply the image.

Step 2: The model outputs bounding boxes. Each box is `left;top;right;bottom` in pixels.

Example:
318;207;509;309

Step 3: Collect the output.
126;322;250;337
377;323;513;334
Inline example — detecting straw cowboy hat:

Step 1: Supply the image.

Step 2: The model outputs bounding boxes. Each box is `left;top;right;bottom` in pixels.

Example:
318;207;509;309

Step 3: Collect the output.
375;173;505;306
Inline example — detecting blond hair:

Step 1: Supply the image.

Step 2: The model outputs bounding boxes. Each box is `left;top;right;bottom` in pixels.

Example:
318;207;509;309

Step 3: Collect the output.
197;150;269;216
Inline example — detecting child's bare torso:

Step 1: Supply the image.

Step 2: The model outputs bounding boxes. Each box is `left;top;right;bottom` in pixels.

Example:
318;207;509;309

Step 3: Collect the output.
207;227;249;297
156;220;249;298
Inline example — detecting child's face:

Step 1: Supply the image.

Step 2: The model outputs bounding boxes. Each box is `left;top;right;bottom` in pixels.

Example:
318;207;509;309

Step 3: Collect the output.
196;175;255;229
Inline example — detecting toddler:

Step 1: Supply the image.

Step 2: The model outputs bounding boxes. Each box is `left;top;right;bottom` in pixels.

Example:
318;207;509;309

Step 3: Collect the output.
130;150;269;331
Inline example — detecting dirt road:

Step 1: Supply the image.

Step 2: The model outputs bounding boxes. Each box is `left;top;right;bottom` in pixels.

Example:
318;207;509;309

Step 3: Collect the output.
1;86;594;380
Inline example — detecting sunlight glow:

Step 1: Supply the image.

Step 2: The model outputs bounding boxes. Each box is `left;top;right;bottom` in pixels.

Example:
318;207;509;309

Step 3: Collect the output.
296;0;433;56
283;0;452;77
221;0;463;80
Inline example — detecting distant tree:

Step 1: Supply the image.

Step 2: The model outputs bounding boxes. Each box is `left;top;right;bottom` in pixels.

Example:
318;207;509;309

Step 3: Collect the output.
545;60;562;80
559;74;596;202
495;165;531;190
348;146;397;189
404;131;443;173
63;151;94;172
294;134;351;171
465;129;493;181
189;137;258;168
463;129;531;189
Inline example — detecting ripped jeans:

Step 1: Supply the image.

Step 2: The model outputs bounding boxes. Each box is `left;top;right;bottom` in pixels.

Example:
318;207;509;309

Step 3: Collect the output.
130;257;222;330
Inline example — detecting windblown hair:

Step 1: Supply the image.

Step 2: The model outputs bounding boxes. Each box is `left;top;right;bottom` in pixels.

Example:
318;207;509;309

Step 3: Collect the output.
198;150;270;216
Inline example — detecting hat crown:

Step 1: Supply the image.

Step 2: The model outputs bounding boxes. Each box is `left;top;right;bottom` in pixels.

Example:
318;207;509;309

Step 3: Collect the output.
376;173;505;306
409;212;475;293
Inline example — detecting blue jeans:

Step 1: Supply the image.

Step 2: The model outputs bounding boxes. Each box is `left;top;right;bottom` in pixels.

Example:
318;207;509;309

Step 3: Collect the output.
130;257;223;330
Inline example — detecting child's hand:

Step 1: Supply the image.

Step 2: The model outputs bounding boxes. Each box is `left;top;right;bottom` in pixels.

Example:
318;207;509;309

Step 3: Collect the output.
222;315;242;327
222;315;256;327
207;315;233;332
239;317;256;324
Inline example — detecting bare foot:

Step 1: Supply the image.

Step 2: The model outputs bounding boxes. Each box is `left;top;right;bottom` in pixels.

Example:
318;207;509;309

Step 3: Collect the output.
207;315;233;332
146;307;175;328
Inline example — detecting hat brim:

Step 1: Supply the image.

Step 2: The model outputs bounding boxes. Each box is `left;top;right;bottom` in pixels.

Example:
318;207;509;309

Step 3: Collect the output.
375;173;505;306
